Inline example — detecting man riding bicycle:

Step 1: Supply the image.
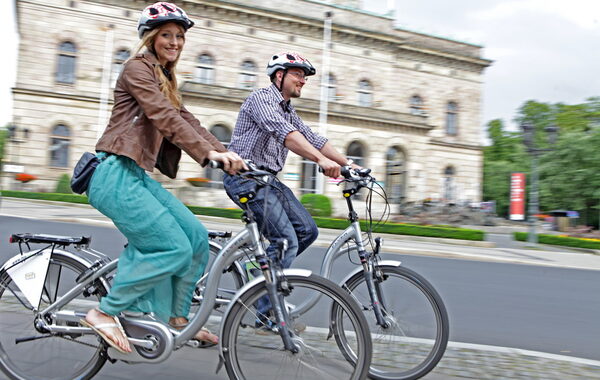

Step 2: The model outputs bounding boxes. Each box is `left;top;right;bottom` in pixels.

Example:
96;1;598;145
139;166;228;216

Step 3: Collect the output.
223;52;359;332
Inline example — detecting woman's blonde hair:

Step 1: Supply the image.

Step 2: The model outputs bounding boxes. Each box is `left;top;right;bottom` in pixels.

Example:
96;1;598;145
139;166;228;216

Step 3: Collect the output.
133;25;184;109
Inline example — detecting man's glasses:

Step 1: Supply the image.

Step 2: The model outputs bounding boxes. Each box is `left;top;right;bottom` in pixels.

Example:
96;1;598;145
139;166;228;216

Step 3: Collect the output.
287;71;308;81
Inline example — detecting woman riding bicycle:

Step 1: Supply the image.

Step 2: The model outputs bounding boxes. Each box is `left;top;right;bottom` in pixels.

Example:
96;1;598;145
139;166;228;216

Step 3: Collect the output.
81;2;245;353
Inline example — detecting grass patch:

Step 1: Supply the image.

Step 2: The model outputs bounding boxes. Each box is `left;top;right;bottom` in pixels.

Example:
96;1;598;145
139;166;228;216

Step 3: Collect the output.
1;190;485;241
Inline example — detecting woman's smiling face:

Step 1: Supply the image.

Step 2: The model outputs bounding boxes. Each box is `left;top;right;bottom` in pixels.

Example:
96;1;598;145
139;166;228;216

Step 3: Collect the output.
153;22;185;66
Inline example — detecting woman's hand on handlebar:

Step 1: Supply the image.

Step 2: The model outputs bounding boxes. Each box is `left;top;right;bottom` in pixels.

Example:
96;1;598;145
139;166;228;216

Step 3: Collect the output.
207;151;248;174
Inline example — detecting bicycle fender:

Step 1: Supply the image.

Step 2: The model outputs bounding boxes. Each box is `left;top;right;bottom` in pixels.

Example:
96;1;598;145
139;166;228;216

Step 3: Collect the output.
2;250;52;309
338;260;402;286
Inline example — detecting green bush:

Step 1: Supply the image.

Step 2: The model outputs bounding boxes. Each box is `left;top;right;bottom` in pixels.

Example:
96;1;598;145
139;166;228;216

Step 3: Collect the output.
55;174;72;194
300;193;332;217
186;205;243;219
1;190;90;204
514;232;600;250
0;190;485;241
314;217;485;241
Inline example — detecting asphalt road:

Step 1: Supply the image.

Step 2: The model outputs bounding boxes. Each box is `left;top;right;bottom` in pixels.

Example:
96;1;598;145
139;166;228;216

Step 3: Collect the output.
2;216;599;361
1;216;600;380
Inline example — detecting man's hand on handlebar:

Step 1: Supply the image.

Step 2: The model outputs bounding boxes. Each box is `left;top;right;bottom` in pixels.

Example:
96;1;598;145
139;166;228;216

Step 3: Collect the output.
207;151;248;175
317;157;341;178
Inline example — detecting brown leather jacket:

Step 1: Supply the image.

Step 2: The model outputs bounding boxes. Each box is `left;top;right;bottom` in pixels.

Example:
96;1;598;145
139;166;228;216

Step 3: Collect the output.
96;52;226;178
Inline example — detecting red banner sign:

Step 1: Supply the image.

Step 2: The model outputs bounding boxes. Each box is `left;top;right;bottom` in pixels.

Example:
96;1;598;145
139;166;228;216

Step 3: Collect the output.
510;172;526;221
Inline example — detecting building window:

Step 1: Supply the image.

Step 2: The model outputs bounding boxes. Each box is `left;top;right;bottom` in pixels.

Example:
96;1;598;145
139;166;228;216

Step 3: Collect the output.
49;124;71;167
326;73;337;102
238;60;257;89
346;141;365;167
56;41;77;84
409;95;424;115
385;146;406;204
300;159;318;195
357;80;373;107
443;166;456;203
205;125;231;188
195;54;214;84
446;101;458;135
347;140;366;199
111;49;130;86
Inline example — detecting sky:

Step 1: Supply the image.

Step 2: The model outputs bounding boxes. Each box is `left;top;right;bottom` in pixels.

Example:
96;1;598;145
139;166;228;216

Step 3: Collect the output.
2;0;600;135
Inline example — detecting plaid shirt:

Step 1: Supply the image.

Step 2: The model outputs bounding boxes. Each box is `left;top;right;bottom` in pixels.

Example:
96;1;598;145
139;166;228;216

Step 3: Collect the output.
228;84;327;172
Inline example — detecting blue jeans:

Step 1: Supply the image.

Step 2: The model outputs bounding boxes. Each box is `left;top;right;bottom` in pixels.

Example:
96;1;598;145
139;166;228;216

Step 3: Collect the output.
223;174;318;315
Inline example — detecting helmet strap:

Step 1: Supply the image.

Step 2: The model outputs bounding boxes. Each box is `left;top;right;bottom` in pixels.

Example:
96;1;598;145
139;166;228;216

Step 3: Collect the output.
276;69;288;92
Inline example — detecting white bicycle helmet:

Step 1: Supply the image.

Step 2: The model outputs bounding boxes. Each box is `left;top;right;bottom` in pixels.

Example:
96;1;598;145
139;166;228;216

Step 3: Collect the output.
266;52;316;78
137;2;194;39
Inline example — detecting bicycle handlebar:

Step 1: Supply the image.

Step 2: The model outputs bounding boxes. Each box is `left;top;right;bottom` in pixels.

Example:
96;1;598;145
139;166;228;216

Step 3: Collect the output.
208;159;273;178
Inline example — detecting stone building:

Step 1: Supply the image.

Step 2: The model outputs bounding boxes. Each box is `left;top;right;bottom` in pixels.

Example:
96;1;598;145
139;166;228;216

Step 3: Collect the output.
5;0;491;216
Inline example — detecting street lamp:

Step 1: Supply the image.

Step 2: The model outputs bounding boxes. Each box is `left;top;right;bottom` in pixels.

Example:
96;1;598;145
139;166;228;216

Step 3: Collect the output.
521;123;559;245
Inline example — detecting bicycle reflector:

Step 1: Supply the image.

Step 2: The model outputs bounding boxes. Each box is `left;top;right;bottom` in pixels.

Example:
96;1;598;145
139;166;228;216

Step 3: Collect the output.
238;191;256;204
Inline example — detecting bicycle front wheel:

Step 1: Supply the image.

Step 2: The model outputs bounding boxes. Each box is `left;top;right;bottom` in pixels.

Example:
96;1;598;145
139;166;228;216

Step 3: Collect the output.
221;273;372;380
0;251;107;380
337;264;449;380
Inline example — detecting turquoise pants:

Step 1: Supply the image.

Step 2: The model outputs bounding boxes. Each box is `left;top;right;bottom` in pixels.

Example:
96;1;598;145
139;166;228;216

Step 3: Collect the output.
88;153;208;322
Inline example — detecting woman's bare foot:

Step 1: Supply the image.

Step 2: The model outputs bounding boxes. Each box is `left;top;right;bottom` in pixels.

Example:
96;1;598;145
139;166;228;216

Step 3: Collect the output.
84;308;132;353
169;317;219;344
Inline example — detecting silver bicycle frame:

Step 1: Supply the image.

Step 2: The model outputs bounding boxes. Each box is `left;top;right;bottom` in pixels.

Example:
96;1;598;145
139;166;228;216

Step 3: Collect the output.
289;222;362;317
29;221;264;350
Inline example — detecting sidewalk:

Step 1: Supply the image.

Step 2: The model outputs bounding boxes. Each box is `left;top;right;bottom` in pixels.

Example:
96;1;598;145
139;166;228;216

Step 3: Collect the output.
1;197;600;379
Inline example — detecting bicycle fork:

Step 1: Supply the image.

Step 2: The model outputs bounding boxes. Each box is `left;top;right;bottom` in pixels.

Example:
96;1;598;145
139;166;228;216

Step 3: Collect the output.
256;254;300;353
358;239;390;329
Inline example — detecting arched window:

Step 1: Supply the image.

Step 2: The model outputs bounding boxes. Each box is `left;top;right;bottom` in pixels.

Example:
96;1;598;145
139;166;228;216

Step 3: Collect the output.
205;125;231;188
446;101;458;135
56;41;77;84
346;141;365;167
385;146;406;204
238;60;257;89
347;141;366;199
196;54;214;84
443;166;456;202
326;73;337;102
409;95;424;115
111;49;130;86
357;80;373;107
49;124;71;167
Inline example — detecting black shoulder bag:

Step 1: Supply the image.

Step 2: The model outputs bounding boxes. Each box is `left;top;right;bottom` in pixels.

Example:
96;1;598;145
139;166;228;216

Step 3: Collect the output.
70;152;101;194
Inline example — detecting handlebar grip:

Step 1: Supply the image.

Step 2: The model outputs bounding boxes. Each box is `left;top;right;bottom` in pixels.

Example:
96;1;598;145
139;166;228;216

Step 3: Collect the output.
209;160;224;169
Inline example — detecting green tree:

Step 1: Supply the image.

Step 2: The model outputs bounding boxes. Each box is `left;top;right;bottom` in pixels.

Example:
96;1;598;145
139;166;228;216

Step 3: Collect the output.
539;129;600;226
482;119;527;217
484;98;600;227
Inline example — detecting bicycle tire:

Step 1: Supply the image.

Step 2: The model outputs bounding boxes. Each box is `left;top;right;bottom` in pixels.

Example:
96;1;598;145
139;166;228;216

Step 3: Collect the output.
334;264;449;380
0;251;108;380
221;273;372;380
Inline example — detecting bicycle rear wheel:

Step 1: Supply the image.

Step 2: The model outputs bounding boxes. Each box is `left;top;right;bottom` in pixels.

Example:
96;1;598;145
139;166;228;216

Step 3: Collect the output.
336;264;449;380
0;251;107;380
221;273;372;380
